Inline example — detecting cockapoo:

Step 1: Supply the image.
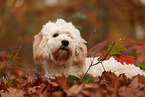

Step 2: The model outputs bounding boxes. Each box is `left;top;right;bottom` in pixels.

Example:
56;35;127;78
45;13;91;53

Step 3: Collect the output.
33;19;145;79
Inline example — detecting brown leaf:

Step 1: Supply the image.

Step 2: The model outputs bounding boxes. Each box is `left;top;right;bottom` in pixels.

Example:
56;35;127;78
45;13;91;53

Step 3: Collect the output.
11;79;23;89
83;84;99;90
1;80;8;92
138;75;145;83
0;62;9;73
49;81;59;87
81;90;92;96
87;40;109;57
51;76;72;93
129;77;139;89
8;67;26;78
99;72;120;89
27;86;37;94
67;84;83;96
52;91;64;97
118;77;145;97
98;50;111;61
1;88;24;97
136;45;145;64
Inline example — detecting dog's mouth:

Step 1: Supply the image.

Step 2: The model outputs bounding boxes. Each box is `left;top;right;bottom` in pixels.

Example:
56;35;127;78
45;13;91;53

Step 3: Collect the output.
54;47;70;62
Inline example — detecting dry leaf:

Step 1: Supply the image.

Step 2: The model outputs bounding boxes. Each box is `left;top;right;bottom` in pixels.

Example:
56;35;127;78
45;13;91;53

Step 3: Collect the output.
51;91;64;97
1;88;24;97
136;45;145;64
67;84;83;96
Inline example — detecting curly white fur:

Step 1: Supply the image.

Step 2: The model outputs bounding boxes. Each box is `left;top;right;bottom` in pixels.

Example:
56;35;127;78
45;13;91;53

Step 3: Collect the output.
33;19;145;79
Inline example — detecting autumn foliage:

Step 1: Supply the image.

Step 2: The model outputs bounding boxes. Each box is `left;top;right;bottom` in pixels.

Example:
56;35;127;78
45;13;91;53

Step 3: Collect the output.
0;51;7;62
0;0;145;96
0;38;145;97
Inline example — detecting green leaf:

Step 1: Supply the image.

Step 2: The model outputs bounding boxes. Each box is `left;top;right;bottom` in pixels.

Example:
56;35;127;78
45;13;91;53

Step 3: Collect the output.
6;79;13;85
109;44;126;56
6;53;13;58
82;74;94;84
57;76;62;78
66;75;80;83
72;12;87;19
75;25;82;30
6;78;17;85
95;80;100;84
138;62;145;69
58;17;65;20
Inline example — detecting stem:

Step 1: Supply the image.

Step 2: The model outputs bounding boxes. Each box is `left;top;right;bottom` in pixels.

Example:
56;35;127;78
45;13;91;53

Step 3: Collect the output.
81;60;101;81
92;61;102;66
101;62;106;72
81;60;106;81
81;57;94;81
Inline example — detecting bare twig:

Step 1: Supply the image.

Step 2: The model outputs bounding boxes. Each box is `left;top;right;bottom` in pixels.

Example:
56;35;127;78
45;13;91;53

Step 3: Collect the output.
87;28;96;49
81;41;117;82
0;45;22;73
10;44;22;65
97;71;106;84
34;71;41;84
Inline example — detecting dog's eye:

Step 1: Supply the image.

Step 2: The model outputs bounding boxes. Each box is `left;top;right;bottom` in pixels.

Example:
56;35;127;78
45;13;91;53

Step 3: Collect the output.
53;33;59;37
68;35;73;39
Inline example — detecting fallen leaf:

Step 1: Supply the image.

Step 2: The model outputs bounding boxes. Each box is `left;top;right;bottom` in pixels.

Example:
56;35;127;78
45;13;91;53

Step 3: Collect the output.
114;54;134;64
136;45;145;64
67;84;83;96
0;62;9;73
81;74;94;84
129;77;139;89
1;88;24;97
81;90;92;96
66;75;80;83
49;81;59;87
118;77;145;97
52;91;64;97
52;75;72;93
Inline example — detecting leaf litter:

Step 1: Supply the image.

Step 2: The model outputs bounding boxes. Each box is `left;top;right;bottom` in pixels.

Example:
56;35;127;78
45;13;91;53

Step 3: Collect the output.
0;69;145;97
0;39;145;97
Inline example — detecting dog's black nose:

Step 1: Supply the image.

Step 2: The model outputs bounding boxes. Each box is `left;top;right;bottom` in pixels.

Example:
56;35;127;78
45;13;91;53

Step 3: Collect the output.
61;40;69;47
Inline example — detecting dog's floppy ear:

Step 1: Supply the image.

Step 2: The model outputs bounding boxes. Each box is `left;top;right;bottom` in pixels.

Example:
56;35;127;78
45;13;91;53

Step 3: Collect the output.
33;31;49;64
33;32;42;63
73;39;87;66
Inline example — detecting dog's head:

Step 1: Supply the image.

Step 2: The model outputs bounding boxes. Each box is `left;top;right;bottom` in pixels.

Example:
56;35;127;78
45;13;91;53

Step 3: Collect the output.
33;19;87;66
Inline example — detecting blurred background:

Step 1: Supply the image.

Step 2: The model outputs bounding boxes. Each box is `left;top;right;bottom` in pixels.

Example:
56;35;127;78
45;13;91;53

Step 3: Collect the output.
0;0;145;70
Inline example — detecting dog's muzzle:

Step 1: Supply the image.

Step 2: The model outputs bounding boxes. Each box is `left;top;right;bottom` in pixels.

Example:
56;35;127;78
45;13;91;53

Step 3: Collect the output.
53;40;72;63
54;47;70;62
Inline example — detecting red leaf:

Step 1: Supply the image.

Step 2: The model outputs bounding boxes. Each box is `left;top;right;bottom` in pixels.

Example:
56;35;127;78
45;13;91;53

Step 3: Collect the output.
87;40;109;56
121;41;135;50
0;51;7;62
119;38;145;46
114;55;134;64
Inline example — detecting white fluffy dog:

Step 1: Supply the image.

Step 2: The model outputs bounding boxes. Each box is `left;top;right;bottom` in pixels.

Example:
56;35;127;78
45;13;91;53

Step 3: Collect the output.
33;19;145;79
